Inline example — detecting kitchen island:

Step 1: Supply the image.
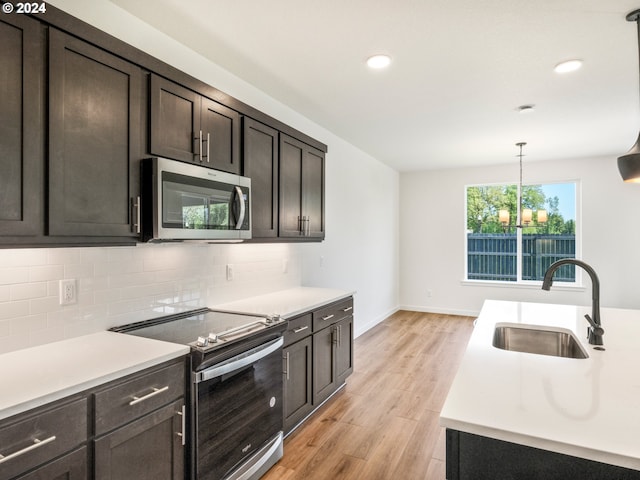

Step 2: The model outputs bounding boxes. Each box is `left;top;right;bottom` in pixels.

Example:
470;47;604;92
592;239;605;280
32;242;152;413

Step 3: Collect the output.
440;300;640;479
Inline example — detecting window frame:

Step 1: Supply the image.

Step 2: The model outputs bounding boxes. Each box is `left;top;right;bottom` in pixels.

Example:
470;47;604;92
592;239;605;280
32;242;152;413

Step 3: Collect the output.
463;179;582;287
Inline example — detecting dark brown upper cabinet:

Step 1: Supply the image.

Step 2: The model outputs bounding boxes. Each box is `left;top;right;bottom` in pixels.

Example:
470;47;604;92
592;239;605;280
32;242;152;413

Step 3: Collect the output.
48;28;143;239
279;134;325;239
150;74;241;174
242;117;279;238
0;14;44;237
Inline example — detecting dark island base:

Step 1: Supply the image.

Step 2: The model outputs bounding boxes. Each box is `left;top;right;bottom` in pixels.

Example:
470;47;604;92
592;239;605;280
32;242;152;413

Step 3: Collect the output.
446;429;640;480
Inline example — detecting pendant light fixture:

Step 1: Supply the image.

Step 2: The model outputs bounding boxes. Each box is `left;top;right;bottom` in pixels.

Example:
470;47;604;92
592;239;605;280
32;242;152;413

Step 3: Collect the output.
499;142;548;230
618;9;640;183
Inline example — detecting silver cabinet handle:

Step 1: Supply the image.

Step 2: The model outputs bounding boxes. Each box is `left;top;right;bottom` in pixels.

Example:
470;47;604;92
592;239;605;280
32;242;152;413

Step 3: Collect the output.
338;325;342;347
342;306;353;313
206;132;210;163
322;314;334;321
293;326;309;333
284;351;290;380
131;196;141;234
306;216;310;236
195;129;204;162
176;405;186;446
0;436;56;465
129;385;169;406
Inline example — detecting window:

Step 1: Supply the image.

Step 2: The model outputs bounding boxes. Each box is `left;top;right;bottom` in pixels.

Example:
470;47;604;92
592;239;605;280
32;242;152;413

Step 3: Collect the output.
465;182;577;283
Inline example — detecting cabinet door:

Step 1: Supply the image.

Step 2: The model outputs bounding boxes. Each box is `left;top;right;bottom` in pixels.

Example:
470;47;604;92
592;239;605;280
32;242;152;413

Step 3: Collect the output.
301;144;325;239
0;15;43;236
279;134;304;237
312;325;337;405
16;447;87;480
279;134;325;239
243;118;279;238
48;29;142;237
149;74;201;163
335;316;354;385
283;336;313;434
201;98;241;174
94;399;185;480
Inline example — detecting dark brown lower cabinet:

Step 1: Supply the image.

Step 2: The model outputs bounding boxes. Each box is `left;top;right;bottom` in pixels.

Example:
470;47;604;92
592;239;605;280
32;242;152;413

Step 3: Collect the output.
335;316;354;386
282;297;354;436
313;307;354;406
0;358;186;480
446;429;640;480
312;322;338;406
283;336;313;434
15;448;87;480
94;399;185;480
0;397;87;480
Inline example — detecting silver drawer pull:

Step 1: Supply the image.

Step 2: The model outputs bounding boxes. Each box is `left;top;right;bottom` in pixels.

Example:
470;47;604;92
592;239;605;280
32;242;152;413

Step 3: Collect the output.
293;326;309;333
342;306;353;312
129;386;169;406
0;436;56;464
322;314;335;321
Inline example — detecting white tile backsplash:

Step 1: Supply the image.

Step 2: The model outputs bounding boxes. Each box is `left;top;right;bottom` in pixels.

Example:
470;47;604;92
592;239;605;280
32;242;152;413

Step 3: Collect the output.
0;243;301;354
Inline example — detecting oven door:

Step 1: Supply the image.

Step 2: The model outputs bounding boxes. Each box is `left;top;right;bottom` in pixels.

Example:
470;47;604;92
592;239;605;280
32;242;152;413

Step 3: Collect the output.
193;337;284;480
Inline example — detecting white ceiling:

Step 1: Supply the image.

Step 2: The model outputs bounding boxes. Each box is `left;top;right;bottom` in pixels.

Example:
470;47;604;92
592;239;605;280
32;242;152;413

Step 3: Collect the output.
110;0;640;172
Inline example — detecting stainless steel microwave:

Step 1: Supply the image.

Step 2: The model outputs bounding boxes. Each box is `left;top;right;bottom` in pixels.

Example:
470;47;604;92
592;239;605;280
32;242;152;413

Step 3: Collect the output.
141;157;251;242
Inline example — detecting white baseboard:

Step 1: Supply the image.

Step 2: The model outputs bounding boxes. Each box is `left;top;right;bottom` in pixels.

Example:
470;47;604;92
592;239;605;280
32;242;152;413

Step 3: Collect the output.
398;304;479;318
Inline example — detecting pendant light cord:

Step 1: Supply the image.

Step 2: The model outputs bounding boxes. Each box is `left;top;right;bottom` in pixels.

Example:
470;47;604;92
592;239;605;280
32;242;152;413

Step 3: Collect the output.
516;142;526;227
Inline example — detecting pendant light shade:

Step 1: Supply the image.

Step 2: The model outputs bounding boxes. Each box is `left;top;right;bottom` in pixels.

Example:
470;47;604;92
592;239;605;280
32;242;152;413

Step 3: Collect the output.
619;9;640;182
618;133;640;182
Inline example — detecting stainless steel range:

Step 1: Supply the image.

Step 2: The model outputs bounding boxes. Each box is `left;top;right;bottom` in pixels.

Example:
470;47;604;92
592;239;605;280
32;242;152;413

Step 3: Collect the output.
111;308;287;480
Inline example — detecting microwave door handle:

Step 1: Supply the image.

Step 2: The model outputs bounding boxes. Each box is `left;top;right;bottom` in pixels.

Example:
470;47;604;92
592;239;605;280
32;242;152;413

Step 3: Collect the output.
234;186;245;230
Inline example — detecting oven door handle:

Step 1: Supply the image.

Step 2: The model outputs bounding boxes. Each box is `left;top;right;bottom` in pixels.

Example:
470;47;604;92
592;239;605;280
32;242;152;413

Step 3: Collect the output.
194;337;283;383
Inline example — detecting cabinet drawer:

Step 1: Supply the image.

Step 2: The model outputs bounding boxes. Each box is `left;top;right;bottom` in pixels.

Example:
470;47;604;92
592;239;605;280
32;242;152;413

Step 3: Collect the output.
94;361;185;436
312;297;354;332
284;313;312;346
0;398;87;480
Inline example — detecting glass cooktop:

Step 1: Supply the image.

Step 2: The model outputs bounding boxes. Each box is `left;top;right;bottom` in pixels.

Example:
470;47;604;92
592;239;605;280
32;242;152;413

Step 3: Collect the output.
111;308;282;349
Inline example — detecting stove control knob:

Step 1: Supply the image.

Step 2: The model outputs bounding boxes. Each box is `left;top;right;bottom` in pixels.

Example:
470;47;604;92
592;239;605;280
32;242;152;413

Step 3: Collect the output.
208;333;218;343
196;336;208;347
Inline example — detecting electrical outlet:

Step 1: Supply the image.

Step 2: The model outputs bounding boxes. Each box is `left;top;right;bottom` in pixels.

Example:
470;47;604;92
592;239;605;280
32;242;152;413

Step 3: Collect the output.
282;259;288;274
59;279;77;305
426;289;433;298
226;264;234;281
320;256;325;267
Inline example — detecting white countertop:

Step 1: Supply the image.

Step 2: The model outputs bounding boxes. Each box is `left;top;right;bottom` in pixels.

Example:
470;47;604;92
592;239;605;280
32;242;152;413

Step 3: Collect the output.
440;300;640;470
213;286;355;319
0;332;189;421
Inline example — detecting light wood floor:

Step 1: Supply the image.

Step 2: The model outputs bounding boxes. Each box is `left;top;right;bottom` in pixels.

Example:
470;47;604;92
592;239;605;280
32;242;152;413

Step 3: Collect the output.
262;310;475;480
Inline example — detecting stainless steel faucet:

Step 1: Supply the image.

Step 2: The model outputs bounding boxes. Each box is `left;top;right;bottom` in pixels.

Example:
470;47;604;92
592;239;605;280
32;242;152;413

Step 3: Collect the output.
541;259;604;346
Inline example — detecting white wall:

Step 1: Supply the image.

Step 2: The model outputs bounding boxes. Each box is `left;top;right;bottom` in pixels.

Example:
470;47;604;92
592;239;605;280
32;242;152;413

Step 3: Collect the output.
0;0;400;354
400;154;640;316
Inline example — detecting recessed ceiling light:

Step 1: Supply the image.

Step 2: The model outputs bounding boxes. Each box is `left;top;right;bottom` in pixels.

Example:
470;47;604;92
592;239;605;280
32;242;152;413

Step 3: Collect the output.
517;104;535;114
554;59;583;74
366;54;392;69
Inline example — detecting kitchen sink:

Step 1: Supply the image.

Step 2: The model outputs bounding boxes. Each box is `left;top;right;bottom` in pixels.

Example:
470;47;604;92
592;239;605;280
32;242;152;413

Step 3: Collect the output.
492;323;588;359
